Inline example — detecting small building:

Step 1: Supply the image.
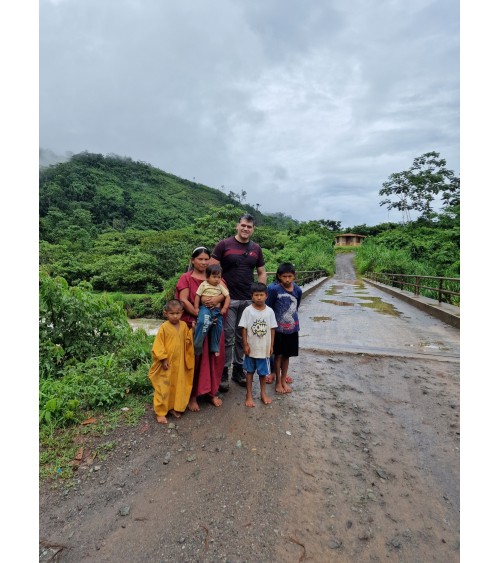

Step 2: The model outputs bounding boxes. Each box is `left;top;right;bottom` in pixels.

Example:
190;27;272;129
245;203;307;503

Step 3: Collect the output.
335;233;367;246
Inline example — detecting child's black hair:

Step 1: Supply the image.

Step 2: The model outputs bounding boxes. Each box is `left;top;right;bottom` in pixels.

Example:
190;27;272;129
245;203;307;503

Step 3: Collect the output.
206;264;223;277
164;299;183;312
276;262;296;281
250;282;267;295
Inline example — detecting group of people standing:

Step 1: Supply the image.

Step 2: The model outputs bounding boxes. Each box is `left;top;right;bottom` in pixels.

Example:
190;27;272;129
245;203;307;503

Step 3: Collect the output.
147;214;302;424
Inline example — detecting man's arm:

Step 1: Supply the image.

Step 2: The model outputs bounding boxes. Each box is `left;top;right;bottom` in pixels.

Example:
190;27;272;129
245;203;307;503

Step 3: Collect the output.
257;265;267;284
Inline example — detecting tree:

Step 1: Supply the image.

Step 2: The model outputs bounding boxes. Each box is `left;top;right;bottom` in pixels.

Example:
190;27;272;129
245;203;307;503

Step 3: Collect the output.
318;219;342;232
379;152;459;223
194;204;247;245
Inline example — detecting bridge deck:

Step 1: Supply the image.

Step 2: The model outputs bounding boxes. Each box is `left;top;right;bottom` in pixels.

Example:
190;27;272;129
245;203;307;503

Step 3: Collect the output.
299;274;459;363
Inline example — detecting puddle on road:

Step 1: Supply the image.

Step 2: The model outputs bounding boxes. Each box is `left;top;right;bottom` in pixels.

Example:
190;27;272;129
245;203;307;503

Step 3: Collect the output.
320;296;401;316
357;296;401;316
325;281;363;295
321;280;401;316
324;285;340;295
321;299;354;306
405;341;449;351
311;316;333;322
420;341;449;351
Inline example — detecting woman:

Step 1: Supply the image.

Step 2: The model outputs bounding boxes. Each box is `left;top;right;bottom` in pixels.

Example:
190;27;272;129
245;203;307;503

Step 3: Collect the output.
176;247;226;411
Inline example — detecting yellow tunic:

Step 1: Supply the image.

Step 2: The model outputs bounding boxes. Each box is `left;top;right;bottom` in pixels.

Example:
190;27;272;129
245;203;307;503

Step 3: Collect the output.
148;321;195;416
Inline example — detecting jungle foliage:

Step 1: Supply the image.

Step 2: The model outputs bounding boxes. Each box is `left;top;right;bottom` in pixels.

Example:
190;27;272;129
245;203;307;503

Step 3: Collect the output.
39;272;153;427
39;153;336;296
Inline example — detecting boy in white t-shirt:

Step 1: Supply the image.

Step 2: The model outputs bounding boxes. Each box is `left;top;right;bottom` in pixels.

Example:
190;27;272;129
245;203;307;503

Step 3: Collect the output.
238;282;277;407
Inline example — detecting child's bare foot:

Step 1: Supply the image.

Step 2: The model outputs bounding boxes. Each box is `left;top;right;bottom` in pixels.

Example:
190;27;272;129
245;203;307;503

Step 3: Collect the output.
214;352;220;357
208;395;222;407
276;381;293;393
188;398;200;412
169;409;182;418
245;395;255;408
260;393;272;405
275;383;286;394
156;415;168;424
265;373;275;384
285;375;293;383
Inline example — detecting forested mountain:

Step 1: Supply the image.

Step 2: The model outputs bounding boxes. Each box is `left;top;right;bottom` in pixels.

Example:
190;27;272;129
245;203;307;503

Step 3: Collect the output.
39;152;334;293
39;152;273;239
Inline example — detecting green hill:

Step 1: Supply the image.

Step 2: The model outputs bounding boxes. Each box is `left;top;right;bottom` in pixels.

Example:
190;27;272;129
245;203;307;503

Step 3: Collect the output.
39;152;273;238
38;152;307;293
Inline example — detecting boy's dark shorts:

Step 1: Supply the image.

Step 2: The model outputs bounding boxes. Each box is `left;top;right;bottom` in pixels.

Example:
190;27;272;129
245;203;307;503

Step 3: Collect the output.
273;331;299;357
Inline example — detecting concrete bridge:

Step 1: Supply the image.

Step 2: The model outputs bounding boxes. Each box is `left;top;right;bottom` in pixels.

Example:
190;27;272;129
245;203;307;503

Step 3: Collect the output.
300;252;459;363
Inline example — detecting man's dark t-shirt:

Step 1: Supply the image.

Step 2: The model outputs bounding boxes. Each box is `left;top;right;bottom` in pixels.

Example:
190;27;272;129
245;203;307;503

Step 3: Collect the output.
212;236;265;300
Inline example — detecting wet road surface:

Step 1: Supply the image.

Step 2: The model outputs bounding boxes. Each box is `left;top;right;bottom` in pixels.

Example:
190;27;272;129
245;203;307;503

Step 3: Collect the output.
299;254;459;362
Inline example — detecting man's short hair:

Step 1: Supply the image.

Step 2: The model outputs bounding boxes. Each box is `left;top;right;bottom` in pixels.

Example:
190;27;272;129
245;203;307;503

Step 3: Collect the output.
238;213;255;225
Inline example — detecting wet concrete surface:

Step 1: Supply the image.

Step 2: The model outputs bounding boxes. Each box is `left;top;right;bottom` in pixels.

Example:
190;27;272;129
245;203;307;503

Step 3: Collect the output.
299;259;459;362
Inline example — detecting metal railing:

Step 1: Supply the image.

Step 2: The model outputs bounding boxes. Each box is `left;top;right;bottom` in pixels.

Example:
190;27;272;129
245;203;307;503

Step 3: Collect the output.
256;270;327;287
365;272;460;305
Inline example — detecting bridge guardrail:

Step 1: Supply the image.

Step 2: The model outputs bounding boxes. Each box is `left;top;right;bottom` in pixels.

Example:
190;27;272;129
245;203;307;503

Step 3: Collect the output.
364;272;460;305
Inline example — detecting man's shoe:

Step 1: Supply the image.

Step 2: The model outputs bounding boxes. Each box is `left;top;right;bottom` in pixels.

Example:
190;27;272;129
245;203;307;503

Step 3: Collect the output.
219;367;229;393
231;364;247;387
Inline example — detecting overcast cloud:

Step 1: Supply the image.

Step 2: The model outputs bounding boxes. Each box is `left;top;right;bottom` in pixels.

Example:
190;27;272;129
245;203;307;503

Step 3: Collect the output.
39;0;459;228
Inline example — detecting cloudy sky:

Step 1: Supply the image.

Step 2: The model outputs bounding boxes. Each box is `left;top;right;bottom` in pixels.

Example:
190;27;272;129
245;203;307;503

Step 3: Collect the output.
39;0;459;228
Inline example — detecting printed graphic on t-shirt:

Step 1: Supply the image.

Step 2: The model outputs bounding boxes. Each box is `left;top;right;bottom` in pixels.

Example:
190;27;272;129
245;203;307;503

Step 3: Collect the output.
251;318;268;338
277;293;298;328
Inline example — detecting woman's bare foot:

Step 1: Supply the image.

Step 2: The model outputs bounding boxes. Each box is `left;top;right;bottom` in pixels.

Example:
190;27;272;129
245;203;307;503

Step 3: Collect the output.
169;409;182;418
188;398;200;412
245;395;255;407
208;395;222;407
260;393;272;405
156;415;168;424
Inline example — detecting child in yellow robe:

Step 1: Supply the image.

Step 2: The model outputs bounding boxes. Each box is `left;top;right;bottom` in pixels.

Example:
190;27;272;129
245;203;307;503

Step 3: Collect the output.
148;299;195;424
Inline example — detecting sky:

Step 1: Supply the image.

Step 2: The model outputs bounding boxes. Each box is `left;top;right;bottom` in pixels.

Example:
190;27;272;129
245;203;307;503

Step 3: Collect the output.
38;0;460;228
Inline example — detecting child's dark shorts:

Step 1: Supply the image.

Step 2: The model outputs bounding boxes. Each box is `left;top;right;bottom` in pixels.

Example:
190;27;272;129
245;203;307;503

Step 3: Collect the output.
243;356;271;377
274;331;299;357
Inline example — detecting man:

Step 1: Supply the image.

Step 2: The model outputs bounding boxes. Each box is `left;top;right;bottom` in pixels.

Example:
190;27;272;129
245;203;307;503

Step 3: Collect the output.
210;214;267;391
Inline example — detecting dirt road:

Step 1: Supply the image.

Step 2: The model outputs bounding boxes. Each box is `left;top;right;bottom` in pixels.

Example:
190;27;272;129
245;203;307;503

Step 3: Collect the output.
40;255;460;562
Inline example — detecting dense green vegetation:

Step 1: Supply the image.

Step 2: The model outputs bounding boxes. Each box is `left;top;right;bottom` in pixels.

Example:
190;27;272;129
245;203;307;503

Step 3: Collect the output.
39;152;336;299
39;150;459;478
